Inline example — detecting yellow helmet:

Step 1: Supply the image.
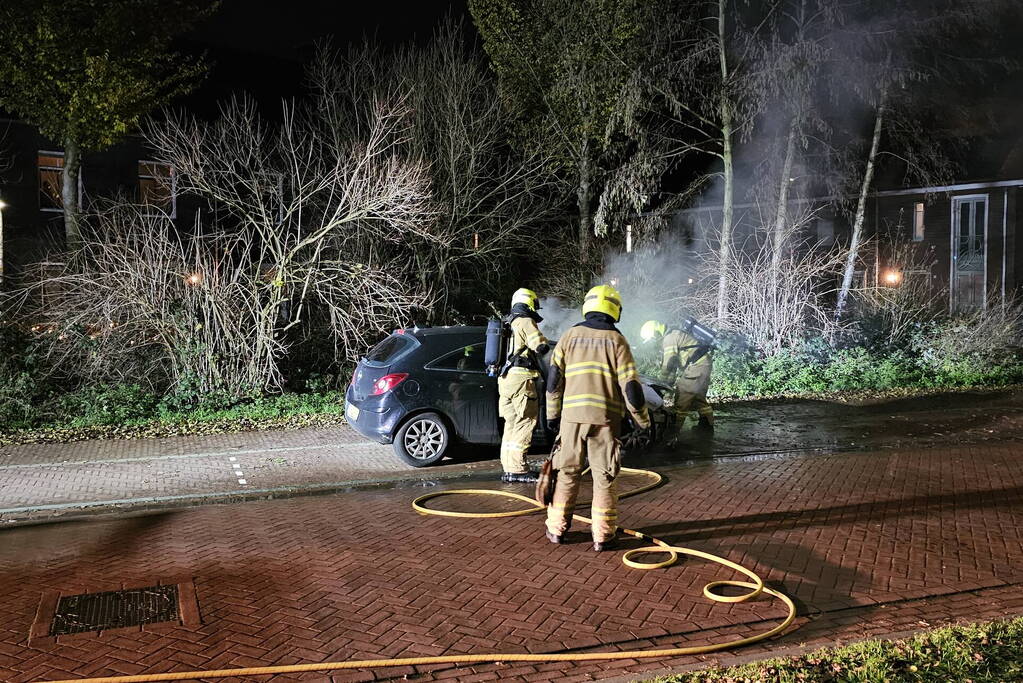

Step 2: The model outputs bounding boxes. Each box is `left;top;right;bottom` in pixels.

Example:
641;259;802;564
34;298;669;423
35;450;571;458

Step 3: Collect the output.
511;287;540;311
640;320;667;343
582;284;623;322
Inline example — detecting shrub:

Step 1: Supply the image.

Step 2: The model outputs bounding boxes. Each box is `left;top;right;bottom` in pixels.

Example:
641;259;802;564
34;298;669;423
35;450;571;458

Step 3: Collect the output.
656;616;1023;682
0;326;53;429
54;384;162;427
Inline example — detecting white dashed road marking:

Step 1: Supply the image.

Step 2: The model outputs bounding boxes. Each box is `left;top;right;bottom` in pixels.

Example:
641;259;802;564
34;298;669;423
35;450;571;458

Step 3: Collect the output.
228;456;248;486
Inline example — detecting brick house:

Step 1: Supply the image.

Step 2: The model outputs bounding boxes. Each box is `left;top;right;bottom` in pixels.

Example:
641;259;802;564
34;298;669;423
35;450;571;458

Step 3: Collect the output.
0;118;197;286
663;140;1023;312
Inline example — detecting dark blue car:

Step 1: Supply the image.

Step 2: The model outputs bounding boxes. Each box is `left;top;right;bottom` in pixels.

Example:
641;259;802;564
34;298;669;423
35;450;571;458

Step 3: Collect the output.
345;325;673;467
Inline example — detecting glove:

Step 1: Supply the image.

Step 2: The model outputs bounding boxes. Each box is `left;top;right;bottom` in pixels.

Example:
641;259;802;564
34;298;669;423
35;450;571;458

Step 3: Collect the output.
547;417;560;434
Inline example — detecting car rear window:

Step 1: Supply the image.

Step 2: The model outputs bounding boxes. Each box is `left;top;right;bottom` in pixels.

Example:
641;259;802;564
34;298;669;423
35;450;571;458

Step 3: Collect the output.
363;333;419;367
428;343;487;372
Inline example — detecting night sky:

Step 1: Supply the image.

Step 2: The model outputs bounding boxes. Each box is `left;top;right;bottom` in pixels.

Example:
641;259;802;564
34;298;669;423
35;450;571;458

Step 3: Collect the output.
180;0;471;115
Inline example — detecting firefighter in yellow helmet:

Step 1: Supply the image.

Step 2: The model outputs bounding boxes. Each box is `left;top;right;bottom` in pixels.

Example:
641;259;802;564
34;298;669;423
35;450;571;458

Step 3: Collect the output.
545;284;650;551
497;288;550;483
640;319;715;431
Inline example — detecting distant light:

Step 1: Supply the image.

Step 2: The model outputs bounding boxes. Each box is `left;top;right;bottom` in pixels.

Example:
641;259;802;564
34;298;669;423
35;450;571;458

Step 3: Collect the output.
186;273;201;285
625;224;633;253
884;270;902;285
687;278;694;285
0;200;7;209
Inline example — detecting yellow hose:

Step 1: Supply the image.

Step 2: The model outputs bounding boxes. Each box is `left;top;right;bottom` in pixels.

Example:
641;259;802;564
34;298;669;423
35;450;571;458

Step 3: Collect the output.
41;466;797;683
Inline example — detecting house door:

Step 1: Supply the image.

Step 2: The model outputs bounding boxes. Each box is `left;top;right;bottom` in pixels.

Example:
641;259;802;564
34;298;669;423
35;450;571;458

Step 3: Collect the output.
951;195;987;309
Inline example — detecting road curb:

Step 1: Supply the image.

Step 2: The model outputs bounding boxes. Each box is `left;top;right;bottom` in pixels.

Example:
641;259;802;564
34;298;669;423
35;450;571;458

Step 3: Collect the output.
0;463;513;528
0;443;925;528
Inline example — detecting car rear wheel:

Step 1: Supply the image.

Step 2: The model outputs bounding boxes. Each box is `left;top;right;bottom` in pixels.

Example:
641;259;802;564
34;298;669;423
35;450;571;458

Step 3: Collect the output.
393;412;450;467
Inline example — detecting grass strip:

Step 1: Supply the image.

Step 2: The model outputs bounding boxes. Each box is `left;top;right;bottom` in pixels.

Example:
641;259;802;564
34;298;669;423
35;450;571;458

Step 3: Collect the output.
654;616;1023;682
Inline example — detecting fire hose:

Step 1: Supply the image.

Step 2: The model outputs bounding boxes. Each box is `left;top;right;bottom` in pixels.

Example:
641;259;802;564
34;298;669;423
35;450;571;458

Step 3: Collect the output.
42;467;797;683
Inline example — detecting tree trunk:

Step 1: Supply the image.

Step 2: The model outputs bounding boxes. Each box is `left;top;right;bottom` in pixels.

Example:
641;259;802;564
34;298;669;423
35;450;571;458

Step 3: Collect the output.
715;0;733;324
62;138;83;248
835;95;886;320
577;140;592;288
769;123;797;350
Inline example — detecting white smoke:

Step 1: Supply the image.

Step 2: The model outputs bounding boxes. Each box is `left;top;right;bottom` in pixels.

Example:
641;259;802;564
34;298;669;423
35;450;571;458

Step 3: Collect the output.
596;237;708;344
537;296;579;340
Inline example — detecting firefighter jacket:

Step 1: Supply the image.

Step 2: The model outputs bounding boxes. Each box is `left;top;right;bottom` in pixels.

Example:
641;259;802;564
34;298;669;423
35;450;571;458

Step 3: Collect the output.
661;329;711;377
504;306;549;380
546;313;650;428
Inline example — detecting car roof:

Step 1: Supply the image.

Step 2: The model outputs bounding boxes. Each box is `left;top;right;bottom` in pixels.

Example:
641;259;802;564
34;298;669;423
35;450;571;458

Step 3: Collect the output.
398;325;486;337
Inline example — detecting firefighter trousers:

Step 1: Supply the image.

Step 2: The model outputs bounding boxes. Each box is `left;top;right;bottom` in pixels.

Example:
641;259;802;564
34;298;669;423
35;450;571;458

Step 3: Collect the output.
545;421;622;543
676;363;713;424
498;370;539;474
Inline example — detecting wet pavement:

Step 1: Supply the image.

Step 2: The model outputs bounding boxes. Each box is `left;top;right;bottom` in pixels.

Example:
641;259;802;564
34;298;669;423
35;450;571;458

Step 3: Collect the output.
674;388;1023;456
1;441;1022;682
3;388;1023;526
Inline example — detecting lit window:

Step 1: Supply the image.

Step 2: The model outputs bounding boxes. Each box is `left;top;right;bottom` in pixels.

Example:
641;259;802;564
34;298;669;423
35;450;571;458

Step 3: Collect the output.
38;152;68;212
139;161;175;217
913;202;925;241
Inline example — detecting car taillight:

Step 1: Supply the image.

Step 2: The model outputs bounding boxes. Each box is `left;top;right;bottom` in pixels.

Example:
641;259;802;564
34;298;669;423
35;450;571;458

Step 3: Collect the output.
371;373;408;396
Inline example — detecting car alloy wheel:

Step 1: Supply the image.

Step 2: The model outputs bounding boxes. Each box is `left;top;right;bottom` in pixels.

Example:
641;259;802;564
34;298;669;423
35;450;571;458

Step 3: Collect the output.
404;418;445;460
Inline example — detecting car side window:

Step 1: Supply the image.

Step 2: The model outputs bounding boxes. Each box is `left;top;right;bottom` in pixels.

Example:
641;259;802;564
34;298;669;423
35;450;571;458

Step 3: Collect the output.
429;344;487;373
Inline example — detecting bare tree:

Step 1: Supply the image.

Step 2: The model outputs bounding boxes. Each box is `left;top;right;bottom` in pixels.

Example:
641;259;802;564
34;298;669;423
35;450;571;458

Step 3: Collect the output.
311;24;558;316
147;90;434;376
6;90;434;397
853;235;941;347
644;0;764;323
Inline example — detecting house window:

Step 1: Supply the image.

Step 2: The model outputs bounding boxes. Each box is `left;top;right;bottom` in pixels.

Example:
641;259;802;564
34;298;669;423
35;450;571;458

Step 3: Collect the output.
39;152;69;212
913;202;925;241
816;218;835;245
139;161;175;217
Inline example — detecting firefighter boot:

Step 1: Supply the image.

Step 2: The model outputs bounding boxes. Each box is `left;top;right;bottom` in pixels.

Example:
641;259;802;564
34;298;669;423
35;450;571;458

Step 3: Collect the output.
593;537;618;552
696;412;714;433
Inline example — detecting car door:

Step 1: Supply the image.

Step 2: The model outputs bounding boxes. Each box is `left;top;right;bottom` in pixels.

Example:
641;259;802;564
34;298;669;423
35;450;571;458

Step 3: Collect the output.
426;342;499;444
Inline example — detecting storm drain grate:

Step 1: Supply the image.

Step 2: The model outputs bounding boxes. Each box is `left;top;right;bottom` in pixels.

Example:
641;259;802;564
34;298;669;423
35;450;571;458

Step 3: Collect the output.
49;584;180;636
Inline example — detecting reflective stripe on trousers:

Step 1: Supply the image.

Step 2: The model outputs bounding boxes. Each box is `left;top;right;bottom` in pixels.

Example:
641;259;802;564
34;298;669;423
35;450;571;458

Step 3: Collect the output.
545;421;622;542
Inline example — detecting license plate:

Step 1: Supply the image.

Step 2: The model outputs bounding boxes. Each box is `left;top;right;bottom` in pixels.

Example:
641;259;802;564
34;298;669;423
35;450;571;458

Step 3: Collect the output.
346;403;360;421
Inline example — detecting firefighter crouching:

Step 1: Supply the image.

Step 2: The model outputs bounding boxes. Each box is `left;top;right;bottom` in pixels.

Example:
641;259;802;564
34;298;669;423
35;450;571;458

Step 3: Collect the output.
498;288;551;483
545;285;651;552
641;320;714;431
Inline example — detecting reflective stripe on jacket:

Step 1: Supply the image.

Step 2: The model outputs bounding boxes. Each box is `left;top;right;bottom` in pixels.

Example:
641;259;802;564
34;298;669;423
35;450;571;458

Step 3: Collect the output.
546;325;649;427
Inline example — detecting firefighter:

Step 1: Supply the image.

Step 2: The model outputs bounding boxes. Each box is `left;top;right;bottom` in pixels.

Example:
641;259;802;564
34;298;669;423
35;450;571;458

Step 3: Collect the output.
640;319;714;431
545;284;650;551
498;288;551;483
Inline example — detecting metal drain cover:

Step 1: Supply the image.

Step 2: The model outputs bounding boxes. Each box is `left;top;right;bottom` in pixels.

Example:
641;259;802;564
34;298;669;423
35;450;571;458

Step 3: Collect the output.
49;584;180;636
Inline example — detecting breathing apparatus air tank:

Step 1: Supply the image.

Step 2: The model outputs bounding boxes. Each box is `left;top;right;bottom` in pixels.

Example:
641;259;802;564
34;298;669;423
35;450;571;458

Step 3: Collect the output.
485;318;507;377
682;317;717;347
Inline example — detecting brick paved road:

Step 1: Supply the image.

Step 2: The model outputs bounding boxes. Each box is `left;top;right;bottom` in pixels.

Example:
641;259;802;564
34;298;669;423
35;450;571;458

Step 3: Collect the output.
2;443;1022;681
0;427;507;525
5;389;1023;525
